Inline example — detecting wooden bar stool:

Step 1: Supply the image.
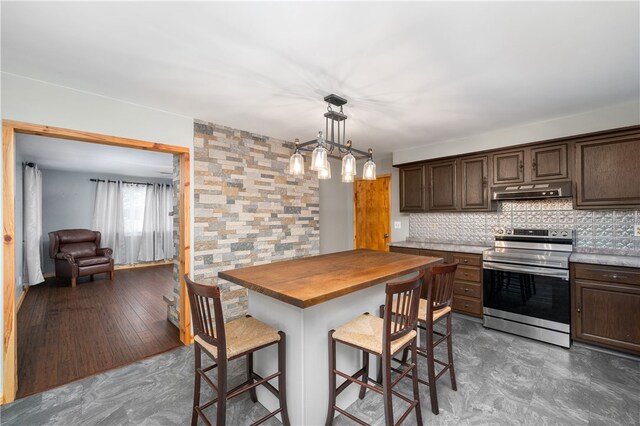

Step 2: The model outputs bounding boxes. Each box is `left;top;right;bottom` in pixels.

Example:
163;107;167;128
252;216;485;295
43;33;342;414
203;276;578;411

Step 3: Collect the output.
386;263;458;415
185;275;290;426
325;271;424;426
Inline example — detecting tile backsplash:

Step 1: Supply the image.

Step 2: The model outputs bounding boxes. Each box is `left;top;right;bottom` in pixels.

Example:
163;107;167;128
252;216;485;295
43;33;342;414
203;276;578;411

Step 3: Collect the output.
408;199;640;255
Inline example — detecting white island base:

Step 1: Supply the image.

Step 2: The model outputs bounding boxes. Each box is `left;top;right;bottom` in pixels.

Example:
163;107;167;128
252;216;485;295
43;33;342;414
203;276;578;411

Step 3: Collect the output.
248;285;386;426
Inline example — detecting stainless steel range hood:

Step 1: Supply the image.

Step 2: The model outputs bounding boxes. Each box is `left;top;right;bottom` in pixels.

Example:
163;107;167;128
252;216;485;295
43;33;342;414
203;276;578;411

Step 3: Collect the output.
492;181;572;200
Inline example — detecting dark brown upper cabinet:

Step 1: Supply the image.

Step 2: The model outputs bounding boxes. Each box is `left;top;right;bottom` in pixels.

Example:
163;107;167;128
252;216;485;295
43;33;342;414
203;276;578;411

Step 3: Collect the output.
492;149;525;185
530;143;569;181
427;160;458;211
460;155;490;211
399;164;426;212
575;129;640;209
492;143;570;186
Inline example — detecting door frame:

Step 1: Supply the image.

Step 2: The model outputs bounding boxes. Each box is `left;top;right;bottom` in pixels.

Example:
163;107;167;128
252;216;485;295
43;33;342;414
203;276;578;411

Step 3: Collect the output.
2;120;192;404
353;173;391;250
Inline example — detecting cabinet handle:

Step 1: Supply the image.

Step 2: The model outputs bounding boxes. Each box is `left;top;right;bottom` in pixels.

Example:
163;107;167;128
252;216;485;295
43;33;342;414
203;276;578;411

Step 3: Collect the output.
605;274;626;280
532;160;537;171
482;177;487;187
577;305;581;314
464;273;469;277
463;259;469;264
519;160;524;171
463;288;470;292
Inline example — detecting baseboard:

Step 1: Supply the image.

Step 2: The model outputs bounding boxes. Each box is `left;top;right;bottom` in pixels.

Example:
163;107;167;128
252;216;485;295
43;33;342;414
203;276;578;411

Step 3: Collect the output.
43;272;55;278
115;260;174;271
16;286;29;312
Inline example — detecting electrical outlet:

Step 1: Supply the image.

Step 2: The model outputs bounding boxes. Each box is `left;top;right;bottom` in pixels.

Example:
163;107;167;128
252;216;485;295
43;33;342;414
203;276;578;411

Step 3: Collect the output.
635;225;640;237
394;221;402;230
431;223;437;230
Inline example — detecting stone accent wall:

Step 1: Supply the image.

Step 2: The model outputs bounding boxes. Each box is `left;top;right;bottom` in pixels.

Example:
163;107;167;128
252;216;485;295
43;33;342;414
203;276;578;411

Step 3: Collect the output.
409;199;640;255
192;120;320;321
168;154;181;328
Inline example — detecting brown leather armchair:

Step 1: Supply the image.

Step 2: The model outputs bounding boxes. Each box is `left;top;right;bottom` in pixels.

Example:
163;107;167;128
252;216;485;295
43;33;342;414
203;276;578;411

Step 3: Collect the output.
48;229;114;287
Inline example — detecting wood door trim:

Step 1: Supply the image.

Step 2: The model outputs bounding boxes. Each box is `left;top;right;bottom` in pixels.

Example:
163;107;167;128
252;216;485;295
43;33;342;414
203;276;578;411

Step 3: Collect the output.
353;174;391;250
2;120;192;404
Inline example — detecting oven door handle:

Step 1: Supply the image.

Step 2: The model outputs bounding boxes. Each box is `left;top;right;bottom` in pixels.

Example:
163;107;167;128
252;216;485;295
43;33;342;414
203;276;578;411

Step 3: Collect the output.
483;261;569;280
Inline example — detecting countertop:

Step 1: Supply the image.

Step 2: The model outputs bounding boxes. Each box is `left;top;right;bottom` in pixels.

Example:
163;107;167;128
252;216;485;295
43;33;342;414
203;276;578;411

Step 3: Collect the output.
388;240;491;255
569;252;640;269
218;249;441;308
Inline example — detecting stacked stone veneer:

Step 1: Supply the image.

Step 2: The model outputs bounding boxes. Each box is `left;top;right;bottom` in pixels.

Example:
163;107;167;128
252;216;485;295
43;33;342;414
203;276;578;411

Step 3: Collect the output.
191;120;320;321
168;154;181;328
409;199;640;255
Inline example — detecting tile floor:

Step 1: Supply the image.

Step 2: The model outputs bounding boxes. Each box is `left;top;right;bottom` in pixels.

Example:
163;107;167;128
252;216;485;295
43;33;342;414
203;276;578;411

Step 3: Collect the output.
2;317;639;425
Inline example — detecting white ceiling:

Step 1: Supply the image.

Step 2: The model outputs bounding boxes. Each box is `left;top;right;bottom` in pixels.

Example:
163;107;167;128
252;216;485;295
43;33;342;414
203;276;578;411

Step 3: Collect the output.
2;2;639;157
16;134;173;178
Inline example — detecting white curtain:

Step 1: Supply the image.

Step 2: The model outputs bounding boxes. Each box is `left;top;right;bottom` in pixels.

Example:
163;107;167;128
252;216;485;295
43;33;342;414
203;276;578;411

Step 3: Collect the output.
23;164;44;285
92;180;126;264
138;183;174;262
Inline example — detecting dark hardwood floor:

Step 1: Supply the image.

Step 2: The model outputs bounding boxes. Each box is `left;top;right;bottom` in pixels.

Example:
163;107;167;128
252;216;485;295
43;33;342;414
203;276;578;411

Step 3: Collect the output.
16;264;182;399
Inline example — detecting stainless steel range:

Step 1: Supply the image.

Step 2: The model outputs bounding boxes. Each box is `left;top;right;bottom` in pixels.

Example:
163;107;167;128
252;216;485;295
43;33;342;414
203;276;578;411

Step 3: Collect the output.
482;227;573;348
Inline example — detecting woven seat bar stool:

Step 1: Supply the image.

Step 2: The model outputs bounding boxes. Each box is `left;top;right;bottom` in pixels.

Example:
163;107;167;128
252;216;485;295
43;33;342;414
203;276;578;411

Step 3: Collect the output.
185;275;290;426
382;262;458;415
325;271;425;426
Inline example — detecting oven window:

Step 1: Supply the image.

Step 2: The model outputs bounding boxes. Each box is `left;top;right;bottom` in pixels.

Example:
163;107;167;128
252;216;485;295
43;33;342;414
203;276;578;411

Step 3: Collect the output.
483;269;570;324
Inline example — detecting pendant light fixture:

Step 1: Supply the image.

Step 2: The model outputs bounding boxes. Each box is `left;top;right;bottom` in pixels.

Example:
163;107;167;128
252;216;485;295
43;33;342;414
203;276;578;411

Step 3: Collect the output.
362;148;376;180
289;94;376;182
288;139;305;175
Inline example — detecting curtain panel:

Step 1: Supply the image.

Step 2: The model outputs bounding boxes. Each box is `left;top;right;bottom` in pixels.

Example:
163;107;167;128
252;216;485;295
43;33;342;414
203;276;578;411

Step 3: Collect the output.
23;164;45;285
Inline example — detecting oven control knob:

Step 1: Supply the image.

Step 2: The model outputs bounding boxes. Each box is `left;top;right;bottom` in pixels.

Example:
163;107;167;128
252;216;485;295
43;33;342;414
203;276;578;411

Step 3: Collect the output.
551;231;557;237
497;228;504;234
506;229;512;235
561;231;568;237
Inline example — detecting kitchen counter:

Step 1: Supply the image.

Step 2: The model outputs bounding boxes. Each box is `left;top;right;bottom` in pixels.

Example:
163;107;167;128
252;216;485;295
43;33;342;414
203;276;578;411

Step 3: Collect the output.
570;252;640;269
388;240;491;254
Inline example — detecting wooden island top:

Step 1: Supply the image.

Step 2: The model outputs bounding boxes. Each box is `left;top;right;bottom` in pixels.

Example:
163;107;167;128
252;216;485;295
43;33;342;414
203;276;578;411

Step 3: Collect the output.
218;249;442;308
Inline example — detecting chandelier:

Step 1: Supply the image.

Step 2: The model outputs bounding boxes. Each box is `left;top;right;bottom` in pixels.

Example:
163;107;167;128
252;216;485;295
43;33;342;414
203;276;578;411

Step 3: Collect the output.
288;94;376;182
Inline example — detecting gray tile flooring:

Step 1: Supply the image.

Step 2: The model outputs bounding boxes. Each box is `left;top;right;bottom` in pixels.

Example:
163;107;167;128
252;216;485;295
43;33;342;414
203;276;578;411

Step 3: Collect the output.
2;317;639;425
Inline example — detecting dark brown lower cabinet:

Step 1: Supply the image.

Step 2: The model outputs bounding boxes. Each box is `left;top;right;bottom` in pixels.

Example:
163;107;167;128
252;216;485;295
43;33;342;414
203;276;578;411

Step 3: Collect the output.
572;263;640;355
389;246;483;317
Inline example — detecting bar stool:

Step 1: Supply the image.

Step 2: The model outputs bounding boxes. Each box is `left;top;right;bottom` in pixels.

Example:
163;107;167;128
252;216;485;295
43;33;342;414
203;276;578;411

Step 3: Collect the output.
325;271;424;426
386;263;458;415
185;275;290;426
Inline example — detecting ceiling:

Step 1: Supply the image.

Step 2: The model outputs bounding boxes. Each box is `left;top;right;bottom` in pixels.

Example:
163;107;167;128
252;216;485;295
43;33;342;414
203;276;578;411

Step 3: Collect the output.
2;2;639;157
16;134;174;178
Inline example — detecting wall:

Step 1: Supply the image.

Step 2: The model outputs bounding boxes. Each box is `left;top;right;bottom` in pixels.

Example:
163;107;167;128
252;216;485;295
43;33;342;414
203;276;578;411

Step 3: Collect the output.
1;73;194;396
393;100;640;165
409;199;640;255
317;154;409;254
191;120;319;321
39;169;171;274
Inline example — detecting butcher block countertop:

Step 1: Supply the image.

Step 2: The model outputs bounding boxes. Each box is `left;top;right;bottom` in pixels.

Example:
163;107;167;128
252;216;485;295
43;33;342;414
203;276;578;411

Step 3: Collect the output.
218;249;441;308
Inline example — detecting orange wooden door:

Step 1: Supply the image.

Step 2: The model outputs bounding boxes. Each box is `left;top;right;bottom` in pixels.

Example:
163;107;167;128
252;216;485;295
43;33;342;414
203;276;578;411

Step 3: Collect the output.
354;175;391;251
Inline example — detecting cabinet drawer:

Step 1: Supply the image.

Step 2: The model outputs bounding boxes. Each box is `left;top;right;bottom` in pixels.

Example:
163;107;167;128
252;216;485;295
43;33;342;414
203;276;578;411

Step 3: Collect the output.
453;295;482;316
573;264;640;285
454;281;481;298
389;247;422;256
453;253;481;267
455;265;481;283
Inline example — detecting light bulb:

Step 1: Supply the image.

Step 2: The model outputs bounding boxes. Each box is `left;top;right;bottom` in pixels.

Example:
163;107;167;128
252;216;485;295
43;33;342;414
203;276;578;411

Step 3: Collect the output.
342;172;354;183
318;161;331;180
341;153;356;177
310;145;327;171
289;152;304;175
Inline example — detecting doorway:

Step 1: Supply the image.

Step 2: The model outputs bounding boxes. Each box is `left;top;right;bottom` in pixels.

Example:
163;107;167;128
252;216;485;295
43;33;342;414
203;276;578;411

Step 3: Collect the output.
2;120;192;403
353;174;391;251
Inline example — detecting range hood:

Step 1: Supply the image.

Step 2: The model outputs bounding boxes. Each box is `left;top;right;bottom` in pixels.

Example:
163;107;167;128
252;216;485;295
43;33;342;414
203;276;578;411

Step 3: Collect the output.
492;181;572;200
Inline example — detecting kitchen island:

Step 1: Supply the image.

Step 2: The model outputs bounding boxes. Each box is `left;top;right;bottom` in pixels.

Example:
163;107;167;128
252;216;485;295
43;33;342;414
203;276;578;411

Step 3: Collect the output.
218;249;441;425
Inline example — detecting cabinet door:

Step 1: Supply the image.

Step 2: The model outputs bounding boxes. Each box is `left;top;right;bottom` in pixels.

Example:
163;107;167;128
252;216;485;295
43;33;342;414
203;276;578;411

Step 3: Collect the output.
427;160;458;211
492;149;525;185
575;132;640;208
530;143;569;181
399;165;426;212
573;279;640;354
461;155;490;210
